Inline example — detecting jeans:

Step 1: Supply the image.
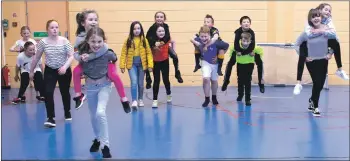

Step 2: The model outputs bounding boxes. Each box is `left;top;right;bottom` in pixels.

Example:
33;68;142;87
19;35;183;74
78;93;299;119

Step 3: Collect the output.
128;63;145;101
86;79;112;147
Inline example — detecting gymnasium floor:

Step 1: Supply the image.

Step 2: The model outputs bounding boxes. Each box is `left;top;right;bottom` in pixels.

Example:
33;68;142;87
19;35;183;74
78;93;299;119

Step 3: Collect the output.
1;85;349;160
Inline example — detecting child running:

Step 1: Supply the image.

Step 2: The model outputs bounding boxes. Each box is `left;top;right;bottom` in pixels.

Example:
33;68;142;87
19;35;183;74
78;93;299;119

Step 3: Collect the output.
293;3;349;95
151;24;173;108
12;41;45;104
146;11;183;90
74;27;114;158
222;16;265;93
192;14;228;76
120;21;153;110
228;32;263;106
73;9;131;113
294;9;336;116
191;25;227;107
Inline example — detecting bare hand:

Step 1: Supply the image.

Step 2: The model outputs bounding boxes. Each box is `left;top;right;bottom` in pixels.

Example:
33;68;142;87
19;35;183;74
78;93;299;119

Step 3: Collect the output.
249;52;255;57
326;54;332;60
120;68;125;73
306;57;313;62
212;56;217;64
29;72;34;81
203;46;208;52
155;42;161;47
14;75;20;82
237;52;242;56
58;66;67;75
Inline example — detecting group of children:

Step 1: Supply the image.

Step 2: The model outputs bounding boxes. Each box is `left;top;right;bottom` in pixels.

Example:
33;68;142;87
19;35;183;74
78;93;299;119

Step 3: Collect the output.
8;2;348;158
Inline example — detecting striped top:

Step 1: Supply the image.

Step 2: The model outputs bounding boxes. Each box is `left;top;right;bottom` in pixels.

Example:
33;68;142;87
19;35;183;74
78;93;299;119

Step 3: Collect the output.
37;37;74;69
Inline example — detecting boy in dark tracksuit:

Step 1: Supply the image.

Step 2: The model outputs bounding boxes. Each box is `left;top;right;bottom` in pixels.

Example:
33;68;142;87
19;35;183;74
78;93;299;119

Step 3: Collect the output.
231;32;263;106
222;16;265;93
193;14;228;76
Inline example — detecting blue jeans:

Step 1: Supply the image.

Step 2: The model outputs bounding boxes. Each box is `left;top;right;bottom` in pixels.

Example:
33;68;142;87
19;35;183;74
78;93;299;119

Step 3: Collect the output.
128;63;145;101
85;79;112;147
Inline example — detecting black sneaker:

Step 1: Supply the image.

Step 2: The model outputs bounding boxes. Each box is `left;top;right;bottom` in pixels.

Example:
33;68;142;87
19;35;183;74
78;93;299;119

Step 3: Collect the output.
102;145;112;158
36;96;45;102
212;95;219;105
65;112;72;121
218;70;223;76
259;83;265;93
245;100;252;106
90;139;100;152
20;96;26;102
312;107;321;117
175;70;183;83
44;118;56;128
308;99;314;111
122;101;131;114
11;98;21;105
236;96;243;102
221;79;230;91
193;65;201;73
73;93;86;110
202;97;210;107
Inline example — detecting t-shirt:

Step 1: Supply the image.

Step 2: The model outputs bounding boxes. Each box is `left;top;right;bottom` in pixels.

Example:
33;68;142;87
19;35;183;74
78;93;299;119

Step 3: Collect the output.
229;40;264;64
152;41;170;62
199;41;226;64
16;52;42;73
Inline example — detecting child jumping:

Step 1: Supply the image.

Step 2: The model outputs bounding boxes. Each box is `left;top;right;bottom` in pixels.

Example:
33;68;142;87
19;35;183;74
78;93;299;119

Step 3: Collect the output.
74;27;115;158
191;25;227;107
120;21;153;110
73;9;131;113
193;14;228;76
222;16;265;93
12;41;45;104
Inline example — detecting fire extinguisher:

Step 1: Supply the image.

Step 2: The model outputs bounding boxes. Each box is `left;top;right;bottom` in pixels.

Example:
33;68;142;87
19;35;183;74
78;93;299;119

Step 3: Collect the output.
1;64;11;89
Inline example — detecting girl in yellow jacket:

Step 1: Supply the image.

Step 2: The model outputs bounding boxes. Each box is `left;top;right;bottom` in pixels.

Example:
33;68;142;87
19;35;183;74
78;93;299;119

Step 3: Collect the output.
120;21;153;110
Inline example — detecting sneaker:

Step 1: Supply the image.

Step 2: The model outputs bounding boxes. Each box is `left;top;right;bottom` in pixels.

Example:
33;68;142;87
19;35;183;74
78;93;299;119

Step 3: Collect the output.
308;99;314;111
202;97;210;107
175;70;183;83
312;108;321;117
335;69;349;80
102;145;112;158
20;96;26;102
193;65;201;73
259;83;265;93
122;101;131;114
138;100;144;107
44;118;56;128
221;79;230;91
90;139;100;152
73;93;86;110
65;112;72;121
11;98;21;105
293;84;303;95
236;96;243;102
36;96;45;102
131;101;138;111
245;100;252;106
167;95;172;103
152;100;158;108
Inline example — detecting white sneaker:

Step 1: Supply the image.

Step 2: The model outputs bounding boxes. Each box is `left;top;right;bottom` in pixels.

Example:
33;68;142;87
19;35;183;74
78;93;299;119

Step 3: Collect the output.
336;69;349;80
152;100;158;108
293;84;303;95
131;100;138;108
167;95;172;102
138;100;144;107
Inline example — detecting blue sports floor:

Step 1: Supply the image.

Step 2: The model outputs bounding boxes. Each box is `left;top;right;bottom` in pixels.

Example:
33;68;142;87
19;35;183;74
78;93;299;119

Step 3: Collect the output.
1;86;349;160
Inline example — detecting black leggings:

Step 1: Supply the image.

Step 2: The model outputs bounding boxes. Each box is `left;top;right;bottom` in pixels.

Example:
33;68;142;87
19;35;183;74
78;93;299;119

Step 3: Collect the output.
306;59;328;107
44;65;72;119
297;39;342;81
18;71;45;98
237;63;254;101
224;51;264;84
153;59;171;100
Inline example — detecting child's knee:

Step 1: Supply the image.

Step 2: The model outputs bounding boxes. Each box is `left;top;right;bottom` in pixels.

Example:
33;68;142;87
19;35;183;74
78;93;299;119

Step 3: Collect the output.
203;78;210;83
218;52;225;59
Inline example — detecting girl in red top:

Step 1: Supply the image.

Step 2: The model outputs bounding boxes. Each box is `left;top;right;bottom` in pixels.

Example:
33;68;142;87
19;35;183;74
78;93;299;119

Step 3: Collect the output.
152;24;172;108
